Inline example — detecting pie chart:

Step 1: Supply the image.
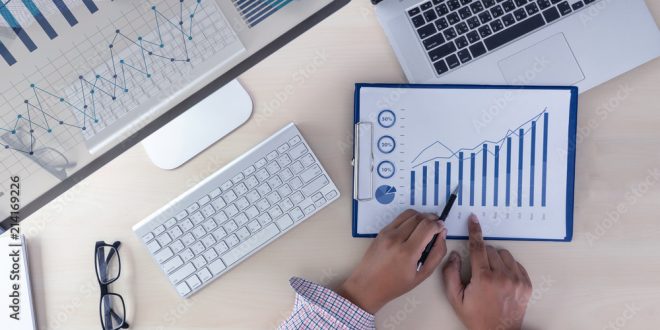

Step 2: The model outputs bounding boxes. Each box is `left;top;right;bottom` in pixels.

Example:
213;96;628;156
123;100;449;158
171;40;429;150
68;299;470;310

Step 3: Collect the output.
375;185;397;205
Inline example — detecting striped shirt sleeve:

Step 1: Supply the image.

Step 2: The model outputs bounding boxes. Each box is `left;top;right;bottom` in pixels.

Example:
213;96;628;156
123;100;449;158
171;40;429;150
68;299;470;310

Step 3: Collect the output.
279;277;376;330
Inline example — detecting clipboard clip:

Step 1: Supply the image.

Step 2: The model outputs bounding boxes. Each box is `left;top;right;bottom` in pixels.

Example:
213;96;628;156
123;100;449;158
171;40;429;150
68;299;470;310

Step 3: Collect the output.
352;122;374;201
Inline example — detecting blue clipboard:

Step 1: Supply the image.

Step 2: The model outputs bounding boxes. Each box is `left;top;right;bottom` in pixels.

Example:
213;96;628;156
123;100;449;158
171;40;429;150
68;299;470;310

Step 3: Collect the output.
352;83;578;241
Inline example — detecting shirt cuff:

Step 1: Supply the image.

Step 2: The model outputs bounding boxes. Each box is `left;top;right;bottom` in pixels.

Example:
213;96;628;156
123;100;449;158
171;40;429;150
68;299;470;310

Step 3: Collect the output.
288;277;376;330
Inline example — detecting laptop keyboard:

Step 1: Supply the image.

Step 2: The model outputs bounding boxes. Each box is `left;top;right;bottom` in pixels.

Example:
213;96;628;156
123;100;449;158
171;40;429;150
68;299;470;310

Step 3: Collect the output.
408;0;598;76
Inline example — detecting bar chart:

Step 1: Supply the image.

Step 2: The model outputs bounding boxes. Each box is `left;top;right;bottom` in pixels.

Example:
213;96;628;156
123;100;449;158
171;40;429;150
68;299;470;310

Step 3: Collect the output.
409;110;549;209
0;0;100;66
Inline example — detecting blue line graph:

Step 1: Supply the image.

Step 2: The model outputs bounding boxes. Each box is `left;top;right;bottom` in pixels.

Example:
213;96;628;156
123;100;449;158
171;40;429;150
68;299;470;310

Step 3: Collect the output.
1;0;205;155
409;109;549;208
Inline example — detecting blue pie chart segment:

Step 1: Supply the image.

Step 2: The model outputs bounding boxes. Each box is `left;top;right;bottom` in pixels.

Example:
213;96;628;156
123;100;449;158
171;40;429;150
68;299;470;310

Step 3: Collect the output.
375;185;397;205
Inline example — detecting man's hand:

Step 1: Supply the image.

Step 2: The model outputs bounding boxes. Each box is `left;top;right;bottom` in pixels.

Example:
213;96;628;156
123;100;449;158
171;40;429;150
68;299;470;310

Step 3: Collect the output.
336;209;448;314
442;214;532;330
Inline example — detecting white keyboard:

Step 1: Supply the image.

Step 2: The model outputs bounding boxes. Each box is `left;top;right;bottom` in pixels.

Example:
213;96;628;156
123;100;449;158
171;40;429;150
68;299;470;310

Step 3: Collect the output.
133;123;339;297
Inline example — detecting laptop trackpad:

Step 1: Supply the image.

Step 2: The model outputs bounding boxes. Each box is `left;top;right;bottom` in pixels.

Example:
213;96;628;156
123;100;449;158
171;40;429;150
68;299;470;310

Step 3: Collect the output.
498;33;585;85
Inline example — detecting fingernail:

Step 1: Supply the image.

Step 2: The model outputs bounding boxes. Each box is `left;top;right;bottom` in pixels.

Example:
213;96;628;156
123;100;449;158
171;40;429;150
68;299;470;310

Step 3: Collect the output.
469;213;479;223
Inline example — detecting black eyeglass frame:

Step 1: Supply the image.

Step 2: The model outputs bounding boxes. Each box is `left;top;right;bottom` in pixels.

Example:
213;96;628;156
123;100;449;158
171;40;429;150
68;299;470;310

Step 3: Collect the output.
94;241;130;330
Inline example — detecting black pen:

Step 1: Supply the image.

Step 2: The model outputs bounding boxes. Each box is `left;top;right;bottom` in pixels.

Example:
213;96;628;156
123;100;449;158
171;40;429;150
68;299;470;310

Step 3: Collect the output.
416;186;459;272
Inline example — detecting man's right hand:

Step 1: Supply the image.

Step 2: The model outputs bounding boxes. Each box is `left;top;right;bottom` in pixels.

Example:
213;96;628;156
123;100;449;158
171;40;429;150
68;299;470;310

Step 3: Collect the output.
442;214;532;330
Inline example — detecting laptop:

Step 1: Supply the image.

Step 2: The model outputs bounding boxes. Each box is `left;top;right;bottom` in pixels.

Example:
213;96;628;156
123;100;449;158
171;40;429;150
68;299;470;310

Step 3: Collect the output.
0;0;349;224
373;0;660;91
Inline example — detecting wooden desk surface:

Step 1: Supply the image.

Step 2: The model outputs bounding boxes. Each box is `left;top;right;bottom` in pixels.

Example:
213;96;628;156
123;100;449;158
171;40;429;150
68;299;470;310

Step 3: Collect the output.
20;1;660;329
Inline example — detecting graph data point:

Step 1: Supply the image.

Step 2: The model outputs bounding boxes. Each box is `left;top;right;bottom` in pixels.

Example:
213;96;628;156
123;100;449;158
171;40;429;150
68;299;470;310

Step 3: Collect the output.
48;129;52;133
95;119;99;123
96;74;100;78
186;59;191;62
11;130;16;134
112;96;116;100
23;100;28;104
148;52;153;55
160;44;164;48
197;0;201;3
59;98;64;102
109;44;113;49
82;127;86;131
90;90;95;94
188;36;192;40
190;14;194;18
113;74;117;78
30;83;35;88
59;121;64;125
124;89;129;93
171;58;175;62
17;114;21;118
79;75;83;79
179;21;183;25
116;29;120;33
29;152;34;155
84;105;88;109
30;129;34;133
152;5;156;10
4;146;8;149
147;74;152;78
120;59;124;64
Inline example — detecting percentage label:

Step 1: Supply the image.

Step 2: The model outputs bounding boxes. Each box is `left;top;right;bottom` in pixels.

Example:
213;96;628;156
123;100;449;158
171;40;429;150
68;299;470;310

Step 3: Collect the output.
378;110;396;128
377;135;396;154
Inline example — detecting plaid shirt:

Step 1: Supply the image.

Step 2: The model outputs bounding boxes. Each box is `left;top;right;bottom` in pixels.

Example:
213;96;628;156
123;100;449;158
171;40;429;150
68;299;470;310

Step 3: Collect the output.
279;277;376;330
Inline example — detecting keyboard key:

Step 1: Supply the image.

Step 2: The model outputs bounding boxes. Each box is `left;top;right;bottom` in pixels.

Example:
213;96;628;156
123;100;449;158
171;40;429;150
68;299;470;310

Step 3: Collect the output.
491;5;504;17
514;8;527;20
302;175;329;196
142;233;155;243
423;33;446;50
212;228;227;241
469;41;487;58
571;1;583;10
288;143;308;160
225;204;239;217
417;23;437;39
408;7;421;16
267;176;283;189
201;205;215;218
224;220;238;233
314;198;328;208
266;151;278;161
288;136;301;146
467;16;481;29
192;256;206;269
211;197;226;211
483;0;496;7
175;210;188;221
256;169;270;181
525;2;539;14
214;241;229;254
269;205;284;219
247;220;261;233
202;235;217;249
490;19;504;32
170;240;184;253
502;0;515;12
191;241;205;254
181;232;195;245
514;0;527;5
502;13;516;26
235;213;249;226
557;1;571;14
458;49;473;63
225;234;239;248
469;1;484;13
478;25;492;38
447;0;460;10
266;161;281;175
198;268;213;282
155;247;174;263
208;259;226;275
303;204;316;215
435;17;449;30
157;233;172;246
280;198;295;211
455;36;469;48
245;176;259;189
246;190;260;203
164;218;177;228
221;224;280;266
429;42;457;62
301;154;315;167
300;165;322;183
267;191;282;204
423;9;437;22
187;275;202;290
210;188;222;199
202;246;218;261
186;203;200;214
537;0;551;9
223;190;237;203
169;226;183;239
245;205;259;218
213;211;228;224
325;190;338;200
542;6;560;22
290;207;304;221
255;158;267;168
446;54;461;69
479;11;492;24
154;225;165;236
436;3;449;16
257;198;271;212
276;214;294;230
446;12;460;25
421;1;433;10
190;212;205;225
176;283;191;296
198;195;211;206
458;7;471;19
466;30;481;44
234;183;248;196
291;191;305;204
243;165;256;177
290;161;305;174
221;180;233;191
236;227;250;241
180;249;194;262
231;173;245;184
235;197;250;210
484;14;544;50
456;22;469;35
257;213;272;225
164;256;183;274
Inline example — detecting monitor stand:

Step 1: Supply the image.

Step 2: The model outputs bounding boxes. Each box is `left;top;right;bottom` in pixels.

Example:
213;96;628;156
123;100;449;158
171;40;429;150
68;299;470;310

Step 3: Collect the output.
142;80;253;170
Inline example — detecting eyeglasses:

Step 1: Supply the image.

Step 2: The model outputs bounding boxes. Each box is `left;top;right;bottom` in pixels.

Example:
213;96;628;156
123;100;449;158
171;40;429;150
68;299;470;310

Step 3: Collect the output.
95;241;130;330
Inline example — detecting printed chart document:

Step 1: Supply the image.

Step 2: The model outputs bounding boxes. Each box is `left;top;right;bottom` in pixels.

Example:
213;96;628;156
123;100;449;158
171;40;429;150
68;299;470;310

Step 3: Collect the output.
352;84;578;241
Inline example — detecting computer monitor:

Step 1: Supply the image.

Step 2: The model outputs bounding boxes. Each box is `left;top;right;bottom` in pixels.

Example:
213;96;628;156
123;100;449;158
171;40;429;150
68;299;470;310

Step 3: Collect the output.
0;0;350;227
